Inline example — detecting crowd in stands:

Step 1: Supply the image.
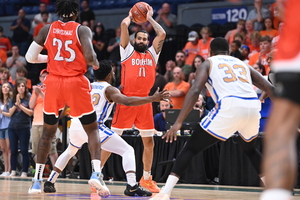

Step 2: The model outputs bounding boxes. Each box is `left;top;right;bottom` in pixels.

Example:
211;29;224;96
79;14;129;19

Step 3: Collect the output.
0;0;279;179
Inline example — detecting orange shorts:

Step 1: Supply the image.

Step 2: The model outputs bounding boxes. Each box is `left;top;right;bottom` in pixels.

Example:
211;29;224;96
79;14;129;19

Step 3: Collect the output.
111;103;154;130
43;74;94;118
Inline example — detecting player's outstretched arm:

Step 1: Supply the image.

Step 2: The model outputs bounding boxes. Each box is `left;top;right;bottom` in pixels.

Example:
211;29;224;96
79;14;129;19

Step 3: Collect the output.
146;5;166;54
249;66;274;100
106;86;169;106
120;11;132;49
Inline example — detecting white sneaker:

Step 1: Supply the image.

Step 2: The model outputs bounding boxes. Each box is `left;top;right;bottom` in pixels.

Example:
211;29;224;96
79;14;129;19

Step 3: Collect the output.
150;191;170;200
10;170;16;177
28;178;43;194
21;172;28;177
0;172;10;177
88;172;110;197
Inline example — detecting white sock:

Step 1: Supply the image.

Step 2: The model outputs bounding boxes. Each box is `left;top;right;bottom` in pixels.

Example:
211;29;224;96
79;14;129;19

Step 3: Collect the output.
47;170;60;183
260;189;292;200
126;172;136;186
161;175;179;195
34;163;45;180
91;160;101;172
143;170;151;180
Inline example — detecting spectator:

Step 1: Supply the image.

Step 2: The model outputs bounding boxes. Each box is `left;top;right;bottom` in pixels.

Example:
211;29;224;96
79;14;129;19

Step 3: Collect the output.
164;50;192;82
6;46;27;81
34;11;50;39
249;36;272;74
247;0;270;31
259;17;279;39
248;31;261;57
193;94;209;120
0;49;7;67
154;100;172;132
270;1;280;30
163;67;190;109
155;3;177;37
93;22;107;61
240;45;251;64
0;26;12;56
31;2;53;29
271;21;283;49
12;66;32;90
0;82;12;177
182;31;200;66
0;68;13;87
80;0;95;31
107;27;121;64
150;64;168;116
224;19;246;45
230;40;243;60
188;55;205;86
233;32;245;45
244;20;255;46
10;9;31;56
29;69;58;168
198;27;214;60
2;77;33;177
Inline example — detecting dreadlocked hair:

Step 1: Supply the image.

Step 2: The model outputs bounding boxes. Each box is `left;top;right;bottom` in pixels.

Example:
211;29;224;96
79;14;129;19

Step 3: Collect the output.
55;0;79;18
94;60;112;81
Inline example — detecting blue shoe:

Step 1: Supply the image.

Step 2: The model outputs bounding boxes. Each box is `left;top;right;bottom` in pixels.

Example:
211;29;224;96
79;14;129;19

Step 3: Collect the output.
28;178;43;194
88;172;110;197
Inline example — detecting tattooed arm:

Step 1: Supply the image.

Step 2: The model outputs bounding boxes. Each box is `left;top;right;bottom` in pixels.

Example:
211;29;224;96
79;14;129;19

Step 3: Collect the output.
146;5;166;54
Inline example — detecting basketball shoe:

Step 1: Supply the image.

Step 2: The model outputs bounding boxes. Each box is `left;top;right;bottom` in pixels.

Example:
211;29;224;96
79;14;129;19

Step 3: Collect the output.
124;183;152;196
28;178;43;194
140;176;160;193
44;181;56;193
88;172;110;197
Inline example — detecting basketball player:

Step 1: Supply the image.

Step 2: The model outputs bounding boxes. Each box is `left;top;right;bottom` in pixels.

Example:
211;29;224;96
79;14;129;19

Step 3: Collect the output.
25;0;107;195
43;60;169;196
108;5;166;193
260;0;300;199
150;37;274;200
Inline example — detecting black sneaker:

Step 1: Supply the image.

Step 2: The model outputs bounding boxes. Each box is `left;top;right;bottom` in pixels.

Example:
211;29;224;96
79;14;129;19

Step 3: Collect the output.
124;184;152;196
44;181;56;193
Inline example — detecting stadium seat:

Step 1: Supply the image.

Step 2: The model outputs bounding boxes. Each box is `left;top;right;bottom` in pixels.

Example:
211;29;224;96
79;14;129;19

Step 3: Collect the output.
207;22;221;37
189;23;204;35
91;1;106;10
47;4;55;13
22;6;34;14
175;24;189;37
103;0;117;9
0;2;5;16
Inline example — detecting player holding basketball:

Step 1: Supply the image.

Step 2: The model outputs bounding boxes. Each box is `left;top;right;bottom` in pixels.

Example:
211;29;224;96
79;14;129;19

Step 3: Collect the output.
43;60;169;196
25;0;108;196
108;4;166;193
151;37;274;200
260;0;300;199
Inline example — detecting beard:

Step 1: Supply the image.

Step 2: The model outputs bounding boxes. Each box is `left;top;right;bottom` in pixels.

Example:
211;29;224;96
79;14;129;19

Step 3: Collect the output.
133;42;148;53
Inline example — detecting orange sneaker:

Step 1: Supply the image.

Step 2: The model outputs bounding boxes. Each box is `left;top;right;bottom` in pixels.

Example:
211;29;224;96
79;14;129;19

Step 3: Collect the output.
139;176;160;193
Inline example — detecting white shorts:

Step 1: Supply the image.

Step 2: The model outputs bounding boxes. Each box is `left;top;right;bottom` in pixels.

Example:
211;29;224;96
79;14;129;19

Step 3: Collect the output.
200;97;261;141
69;118;114;148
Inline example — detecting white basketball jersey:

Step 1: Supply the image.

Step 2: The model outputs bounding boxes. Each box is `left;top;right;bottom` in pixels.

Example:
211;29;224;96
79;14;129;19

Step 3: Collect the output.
71;81;114;129
206;55;257;103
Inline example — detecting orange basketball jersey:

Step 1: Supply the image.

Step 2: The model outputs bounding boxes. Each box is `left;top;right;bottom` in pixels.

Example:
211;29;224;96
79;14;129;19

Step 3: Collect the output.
120;45;157;96
44;21;87;76
273;0;300;71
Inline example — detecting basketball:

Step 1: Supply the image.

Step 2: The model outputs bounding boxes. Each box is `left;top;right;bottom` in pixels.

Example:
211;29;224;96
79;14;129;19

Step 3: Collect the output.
131;2;149;24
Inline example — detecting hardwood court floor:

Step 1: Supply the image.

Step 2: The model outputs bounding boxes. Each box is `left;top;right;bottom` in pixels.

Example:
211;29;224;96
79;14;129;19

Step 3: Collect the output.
1;176;300;200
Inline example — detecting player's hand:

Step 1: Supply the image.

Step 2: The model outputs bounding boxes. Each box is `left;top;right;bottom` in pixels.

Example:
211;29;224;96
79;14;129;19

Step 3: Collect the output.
162;122;182;143
146;5;153;20
152;87;170;102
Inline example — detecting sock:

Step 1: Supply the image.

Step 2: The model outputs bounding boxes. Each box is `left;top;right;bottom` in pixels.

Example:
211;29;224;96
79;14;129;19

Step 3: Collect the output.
260;189;292;200
47;170;60;183
91;160;101;172
126;172;136;186
34;163;45;180
143;170;151;180
161;175;179;195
